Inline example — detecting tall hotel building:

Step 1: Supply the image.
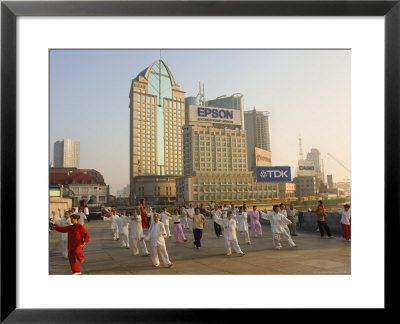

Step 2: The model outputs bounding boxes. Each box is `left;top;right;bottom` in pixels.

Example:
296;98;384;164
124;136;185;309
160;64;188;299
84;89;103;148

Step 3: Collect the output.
53;139;80;168
244;109;272;171
176;104;278;204
129;59;185;204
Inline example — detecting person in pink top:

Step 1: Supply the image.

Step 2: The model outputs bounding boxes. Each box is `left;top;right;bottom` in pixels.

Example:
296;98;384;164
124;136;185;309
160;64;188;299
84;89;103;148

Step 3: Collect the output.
248;206;262;237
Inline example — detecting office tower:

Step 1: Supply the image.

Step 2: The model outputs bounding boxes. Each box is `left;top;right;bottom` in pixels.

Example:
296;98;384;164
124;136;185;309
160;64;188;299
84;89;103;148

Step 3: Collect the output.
128;59;185;204
244;109;271;171
206;93;244;129
327;174;333;188
176;104;278;203
53;139;80;168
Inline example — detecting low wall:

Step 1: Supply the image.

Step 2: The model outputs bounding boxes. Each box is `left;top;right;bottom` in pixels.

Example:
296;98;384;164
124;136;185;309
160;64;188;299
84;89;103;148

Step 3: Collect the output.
260;212;343;234
49;197;72;217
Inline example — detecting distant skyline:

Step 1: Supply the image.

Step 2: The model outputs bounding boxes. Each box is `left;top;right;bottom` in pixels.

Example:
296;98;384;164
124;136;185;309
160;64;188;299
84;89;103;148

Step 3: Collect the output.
50;49;351;195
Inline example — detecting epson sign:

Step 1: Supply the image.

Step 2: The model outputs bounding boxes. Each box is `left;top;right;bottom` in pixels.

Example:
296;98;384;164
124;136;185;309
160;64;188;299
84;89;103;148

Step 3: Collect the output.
188;105;241;126
256;166;291;182
197;107;233;119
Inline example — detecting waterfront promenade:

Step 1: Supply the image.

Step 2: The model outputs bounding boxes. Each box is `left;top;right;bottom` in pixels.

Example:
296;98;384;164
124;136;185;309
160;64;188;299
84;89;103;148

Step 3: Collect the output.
49;219;350;275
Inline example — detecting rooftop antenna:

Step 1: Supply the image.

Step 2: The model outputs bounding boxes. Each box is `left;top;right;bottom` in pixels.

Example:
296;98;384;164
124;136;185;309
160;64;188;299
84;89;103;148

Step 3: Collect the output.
298;135;304;160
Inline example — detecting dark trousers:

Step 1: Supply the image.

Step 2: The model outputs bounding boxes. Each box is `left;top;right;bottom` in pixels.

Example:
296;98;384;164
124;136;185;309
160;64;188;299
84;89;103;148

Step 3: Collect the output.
317;221;332;237
193;228;203;247
214;222;222;237
147;216;151;229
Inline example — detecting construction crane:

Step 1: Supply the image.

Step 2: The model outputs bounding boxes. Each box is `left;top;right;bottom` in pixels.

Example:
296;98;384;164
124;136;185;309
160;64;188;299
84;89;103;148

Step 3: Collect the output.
327;153;351;173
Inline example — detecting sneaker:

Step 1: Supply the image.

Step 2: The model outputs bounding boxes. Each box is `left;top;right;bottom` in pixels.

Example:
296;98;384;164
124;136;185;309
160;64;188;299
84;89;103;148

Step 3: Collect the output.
291;244;297;248
197;246;200;249
226;253;232;256
274;246;282;250
154;264;160;268
292;234;298;236
247;242;251;245
126;246;130;249
183;239;187;243
169;236;172;238
239;253;245;257
328;236;335;239
145;253;150;256
72;272;82;275
167;263;173;268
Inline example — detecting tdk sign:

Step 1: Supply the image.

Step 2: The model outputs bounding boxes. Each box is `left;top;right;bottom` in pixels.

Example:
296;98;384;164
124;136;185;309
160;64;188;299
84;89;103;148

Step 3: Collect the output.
256;166;291;182
197;107;233;119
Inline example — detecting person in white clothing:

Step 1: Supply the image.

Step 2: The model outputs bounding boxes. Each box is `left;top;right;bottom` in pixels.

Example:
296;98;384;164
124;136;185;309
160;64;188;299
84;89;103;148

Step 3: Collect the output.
235;206;251;245
335;204;351;241
141;214;172;268
78;208;87;226
279;203;290;236
261;205;296;249
160;207;172;238
180;206;189;230
130;209;149;256
147;208;157;226
84;206;89;218
118;211;130;248
104;210;120;241
59;210;72;258
211;205;223;238
186;204;195;231
215;211;245;256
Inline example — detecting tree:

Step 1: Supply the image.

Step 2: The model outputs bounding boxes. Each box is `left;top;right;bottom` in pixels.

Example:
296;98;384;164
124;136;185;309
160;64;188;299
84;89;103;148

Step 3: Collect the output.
88;195;97;204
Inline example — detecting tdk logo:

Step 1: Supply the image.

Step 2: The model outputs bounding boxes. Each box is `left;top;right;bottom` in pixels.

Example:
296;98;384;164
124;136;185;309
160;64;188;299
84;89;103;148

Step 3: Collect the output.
256;166;291;182
260;170;289;178
197;107;233;119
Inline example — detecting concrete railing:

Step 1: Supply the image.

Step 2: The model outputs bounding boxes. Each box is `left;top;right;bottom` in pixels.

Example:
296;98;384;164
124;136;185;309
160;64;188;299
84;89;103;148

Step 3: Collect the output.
260;211;343;233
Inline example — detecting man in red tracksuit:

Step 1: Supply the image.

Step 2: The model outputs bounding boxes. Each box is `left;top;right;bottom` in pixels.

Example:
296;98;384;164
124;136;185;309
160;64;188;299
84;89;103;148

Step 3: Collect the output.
51;214;89;275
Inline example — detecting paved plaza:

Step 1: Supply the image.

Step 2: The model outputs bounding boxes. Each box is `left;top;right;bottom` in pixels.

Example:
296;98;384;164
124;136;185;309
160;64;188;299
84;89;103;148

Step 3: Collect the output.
49;219;351;275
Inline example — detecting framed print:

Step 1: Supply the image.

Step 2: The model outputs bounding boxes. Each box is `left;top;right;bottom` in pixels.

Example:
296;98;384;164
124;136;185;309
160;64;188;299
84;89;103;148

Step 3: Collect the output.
1;0;398;321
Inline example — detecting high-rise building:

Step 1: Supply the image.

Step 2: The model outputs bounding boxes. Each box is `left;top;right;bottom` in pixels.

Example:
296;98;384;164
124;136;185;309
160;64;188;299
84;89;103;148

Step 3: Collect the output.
306;148;321;173
128;59;185;204
327;174;333;188
53;139;80;168
176;104;278;204
206;93;244;129
244;109;271;171
306;148;324;181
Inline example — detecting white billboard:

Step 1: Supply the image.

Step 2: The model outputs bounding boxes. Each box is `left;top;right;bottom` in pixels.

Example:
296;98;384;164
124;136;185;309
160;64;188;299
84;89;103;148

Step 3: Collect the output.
187;105;242;126
255;147;272;167
297;160;316;177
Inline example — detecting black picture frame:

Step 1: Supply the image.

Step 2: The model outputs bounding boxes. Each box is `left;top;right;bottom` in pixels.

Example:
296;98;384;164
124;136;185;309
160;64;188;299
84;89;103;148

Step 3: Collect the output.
1;0;397;321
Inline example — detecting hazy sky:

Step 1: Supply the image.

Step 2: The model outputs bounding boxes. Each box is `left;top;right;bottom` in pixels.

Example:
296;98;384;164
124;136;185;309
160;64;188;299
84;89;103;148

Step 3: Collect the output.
50;49;351;195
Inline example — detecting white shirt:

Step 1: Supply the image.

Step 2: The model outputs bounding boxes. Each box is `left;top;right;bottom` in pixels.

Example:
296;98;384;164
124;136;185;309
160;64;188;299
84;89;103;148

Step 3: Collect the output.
338;209;351;225
211;209;222;222
59;217;72;240
261;211;292;234
130;215;144;239
84;207;89;215
118;215;130;232
215;218;238;241
144;222;167;247
78;212;87;225
104;214;120;229
235;212;249;232
160;212;171;225
148;211;155;224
